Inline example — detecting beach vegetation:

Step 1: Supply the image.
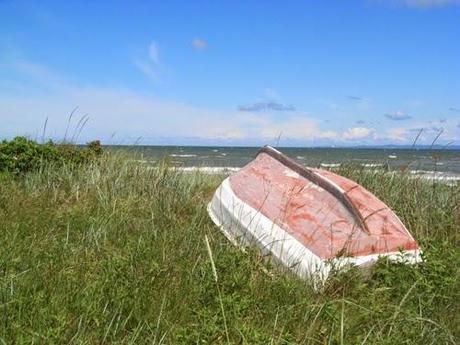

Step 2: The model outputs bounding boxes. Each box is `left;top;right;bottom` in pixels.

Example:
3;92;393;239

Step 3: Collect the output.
0;146;458;343
0;136;102;174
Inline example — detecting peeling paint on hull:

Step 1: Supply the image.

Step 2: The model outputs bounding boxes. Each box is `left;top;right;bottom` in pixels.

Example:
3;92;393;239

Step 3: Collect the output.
208;146;422;283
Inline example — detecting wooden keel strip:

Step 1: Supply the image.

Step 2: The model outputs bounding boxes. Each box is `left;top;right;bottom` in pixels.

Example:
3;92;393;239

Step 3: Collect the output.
257;146;371;234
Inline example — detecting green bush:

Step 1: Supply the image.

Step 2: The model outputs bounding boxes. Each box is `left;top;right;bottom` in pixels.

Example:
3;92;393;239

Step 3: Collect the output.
0;137;102;174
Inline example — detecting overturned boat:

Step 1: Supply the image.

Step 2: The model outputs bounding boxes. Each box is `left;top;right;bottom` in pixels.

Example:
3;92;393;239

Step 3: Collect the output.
208;146;421;283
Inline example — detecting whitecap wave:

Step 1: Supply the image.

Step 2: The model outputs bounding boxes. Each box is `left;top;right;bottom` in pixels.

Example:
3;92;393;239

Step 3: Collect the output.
320;163;340;168
362;163;385;168
169;154;197;158
177;167;240;174
409;170;460;184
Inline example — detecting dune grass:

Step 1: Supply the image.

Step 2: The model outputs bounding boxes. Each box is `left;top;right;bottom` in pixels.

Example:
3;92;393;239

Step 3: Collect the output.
0;152;459;344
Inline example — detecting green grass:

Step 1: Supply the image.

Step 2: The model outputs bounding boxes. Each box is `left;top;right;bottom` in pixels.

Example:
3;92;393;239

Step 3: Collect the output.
0;152;459;344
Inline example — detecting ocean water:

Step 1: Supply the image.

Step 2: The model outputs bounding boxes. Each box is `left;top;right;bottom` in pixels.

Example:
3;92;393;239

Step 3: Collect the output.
110;145;460;177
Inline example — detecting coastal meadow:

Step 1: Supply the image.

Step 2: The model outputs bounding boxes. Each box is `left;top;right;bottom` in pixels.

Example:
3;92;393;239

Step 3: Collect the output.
0;145;459;344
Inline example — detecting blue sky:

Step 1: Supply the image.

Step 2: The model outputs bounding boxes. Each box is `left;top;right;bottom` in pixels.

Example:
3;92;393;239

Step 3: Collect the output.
1;0;459;146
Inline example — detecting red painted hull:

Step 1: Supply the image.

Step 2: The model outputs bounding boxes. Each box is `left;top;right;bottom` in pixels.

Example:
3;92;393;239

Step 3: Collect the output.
208;146;421;281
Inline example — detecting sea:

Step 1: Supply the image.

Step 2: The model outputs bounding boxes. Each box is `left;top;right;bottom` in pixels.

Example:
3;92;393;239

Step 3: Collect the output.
110;146;460;182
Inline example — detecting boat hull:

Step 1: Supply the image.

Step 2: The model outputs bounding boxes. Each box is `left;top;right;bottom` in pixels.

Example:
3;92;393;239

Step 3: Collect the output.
207;146;422;282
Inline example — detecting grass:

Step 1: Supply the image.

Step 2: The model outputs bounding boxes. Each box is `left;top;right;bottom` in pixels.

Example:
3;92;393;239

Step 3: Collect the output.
0;152;459;344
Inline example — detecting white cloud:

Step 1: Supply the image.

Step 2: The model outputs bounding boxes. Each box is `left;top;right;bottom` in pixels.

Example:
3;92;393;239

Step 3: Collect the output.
382;127;408;141
3;83;458;144
342;127;373;140
1;59;338;143
135;41;161;81
0;85;339;144
191;38;207;50
374;117;460;143
384;110;411;121
3;58;458;146
148;42;160;63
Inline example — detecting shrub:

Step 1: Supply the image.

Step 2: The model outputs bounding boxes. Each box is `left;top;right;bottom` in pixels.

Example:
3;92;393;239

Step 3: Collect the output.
0;137;102;174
